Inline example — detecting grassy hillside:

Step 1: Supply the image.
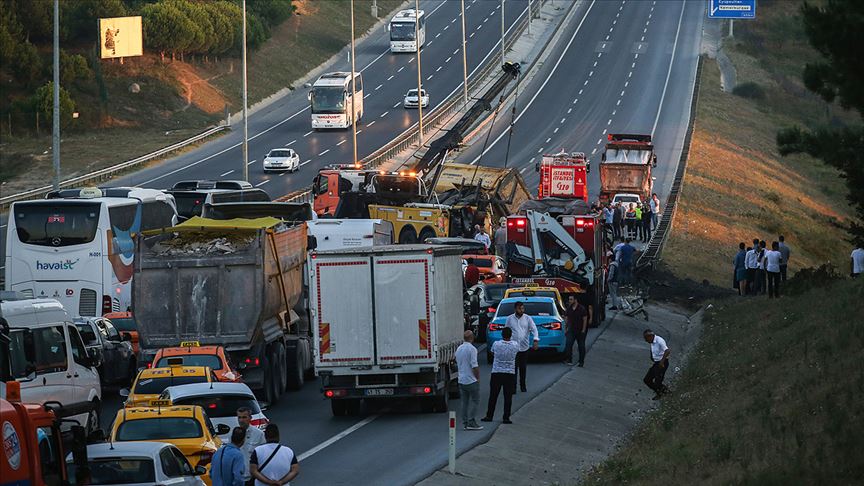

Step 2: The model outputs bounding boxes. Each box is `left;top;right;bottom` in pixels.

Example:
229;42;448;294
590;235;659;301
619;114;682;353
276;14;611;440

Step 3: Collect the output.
584;277;864;485
662;0;855;286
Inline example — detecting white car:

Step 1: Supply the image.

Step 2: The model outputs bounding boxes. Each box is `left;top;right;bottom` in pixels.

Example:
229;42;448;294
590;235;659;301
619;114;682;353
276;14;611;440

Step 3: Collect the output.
403;88;429;108
612;193;642;207
263;148;300;172
68;442;207;485
160;382;269;442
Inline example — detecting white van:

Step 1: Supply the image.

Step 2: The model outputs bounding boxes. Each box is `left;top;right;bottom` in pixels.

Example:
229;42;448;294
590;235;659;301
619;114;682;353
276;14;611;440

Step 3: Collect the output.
0;297;102;432
307;219;394;251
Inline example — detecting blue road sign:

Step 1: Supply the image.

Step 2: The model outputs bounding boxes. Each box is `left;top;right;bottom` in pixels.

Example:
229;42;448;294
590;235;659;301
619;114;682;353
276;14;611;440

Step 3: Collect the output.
708;0;756;19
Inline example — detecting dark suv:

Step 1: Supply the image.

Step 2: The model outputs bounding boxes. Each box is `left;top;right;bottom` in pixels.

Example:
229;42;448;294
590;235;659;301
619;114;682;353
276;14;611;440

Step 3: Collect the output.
166;180;271;221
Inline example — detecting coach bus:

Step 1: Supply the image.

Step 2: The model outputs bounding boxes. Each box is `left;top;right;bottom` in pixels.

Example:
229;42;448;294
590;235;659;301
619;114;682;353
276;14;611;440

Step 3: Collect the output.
4;187;177;316
389;9;426;53
309;71;364;129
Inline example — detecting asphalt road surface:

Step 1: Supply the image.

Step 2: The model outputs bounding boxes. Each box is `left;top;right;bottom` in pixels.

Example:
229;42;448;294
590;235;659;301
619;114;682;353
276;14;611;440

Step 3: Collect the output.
95;1;705;485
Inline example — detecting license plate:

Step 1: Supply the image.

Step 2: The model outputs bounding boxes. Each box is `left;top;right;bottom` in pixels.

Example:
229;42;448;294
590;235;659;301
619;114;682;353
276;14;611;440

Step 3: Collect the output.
365;388;394;396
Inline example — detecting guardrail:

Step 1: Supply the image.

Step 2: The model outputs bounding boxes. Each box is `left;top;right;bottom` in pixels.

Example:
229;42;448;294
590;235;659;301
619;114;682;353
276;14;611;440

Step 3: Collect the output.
0;124;228;210
636;55;704;270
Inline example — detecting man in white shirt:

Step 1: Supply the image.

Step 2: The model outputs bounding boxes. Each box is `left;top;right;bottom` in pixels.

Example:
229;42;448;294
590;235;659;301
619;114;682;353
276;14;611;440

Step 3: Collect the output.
474;224;491;251
642;329;670;400
650;193;661;230
237;407;266;483
745;239;759;294
455;330;483;431
250;424;298;486
481;327;519;424
505;301;539;392
494;218;508;257
852;244;864;278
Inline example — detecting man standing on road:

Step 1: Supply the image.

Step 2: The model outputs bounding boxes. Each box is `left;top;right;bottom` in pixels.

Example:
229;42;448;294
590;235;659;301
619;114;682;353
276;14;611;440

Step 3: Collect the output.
494;217;508;257
212;427;246;486
474;224;491;252
505;301;539;393
650;193;661;230
617;238;636;284
745;239;759;295
778;235;791;282
642;329;670;400
607;256;622;310
612;202;623;240
464;258;480;288
455;330;483;431
250;424;299;486
237;407;266;484
564;295;588;367
851;243;864;278
481;327;519;424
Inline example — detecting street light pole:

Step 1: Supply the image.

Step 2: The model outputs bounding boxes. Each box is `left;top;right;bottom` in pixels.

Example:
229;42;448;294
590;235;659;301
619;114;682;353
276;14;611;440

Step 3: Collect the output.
461;0;468;107
500;0;505;65
415;0;424;145
350;0;359;165
241;0;249;181
52;0;60;190
527;0;532;35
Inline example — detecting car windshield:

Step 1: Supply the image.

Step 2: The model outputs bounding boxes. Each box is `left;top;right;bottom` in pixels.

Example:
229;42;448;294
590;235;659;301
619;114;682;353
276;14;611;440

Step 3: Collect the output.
471;259;493;268
75;324;99;346
156;354;223;370
109;317;137;332
68;458;156;485
269;150;291;158
134;376;208;395
172;395;261;418
116;417;203;441
390;22;416;41
311;86;346;114
171;192;207;219
496;301;558;318
14;202;101;247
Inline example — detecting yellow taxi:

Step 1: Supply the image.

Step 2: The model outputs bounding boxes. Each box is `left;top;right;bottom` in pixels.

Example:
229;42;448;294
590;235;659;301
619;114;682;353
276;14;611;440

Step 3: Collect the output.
150;341;241;382
504;286;566;313
121;365;215;408
109;403;227;485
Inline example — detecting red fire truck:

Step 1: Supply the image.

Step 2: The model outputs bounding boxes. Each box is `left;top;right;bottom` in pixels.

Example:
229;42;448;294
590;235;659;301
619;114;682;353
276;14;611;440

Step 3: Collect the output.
536;152;590;202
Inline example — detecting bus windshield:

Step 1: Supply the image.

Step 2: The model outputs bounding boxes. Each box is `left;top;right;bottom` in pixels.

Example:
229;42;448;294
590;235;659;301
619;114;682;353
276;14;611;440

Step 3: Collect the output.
390;22;416;41
311;86;346;114
14;202;101;247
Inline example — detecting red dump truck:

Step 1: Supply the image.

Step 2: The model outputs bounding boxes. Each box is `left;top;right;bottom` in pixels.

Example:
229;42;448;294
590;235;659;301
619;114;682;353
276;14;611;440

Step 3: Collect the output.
537;152;590;202
599;134;657;203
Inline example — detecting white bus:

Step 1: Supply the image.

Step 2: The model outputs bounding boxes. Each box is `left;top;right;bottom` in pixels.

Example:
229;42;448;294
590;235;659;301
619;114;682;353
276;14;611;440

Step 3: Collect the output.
309;72;364;129
389;9;426;53
4;187;178;316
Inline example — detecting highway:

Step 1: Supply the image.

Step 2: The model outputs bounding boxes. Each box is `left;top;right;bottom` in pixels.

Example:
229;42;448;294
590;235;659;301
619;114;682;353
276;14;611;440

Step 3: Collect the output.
89;1;705;485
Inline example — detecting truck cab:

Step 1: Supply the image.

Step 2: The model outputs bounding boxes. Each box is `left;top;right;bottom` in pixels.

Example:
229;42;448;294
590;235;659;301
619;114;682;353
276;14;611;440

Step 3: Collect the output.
536;152;590;202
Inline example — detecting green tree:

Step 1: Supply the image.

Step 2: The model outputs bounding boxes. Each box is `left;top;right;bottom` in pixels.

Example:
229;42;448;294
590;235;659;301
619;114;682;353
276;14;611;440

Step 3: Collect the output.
166;0;213;56
61;51;93;83
12;0;53;43
247;0;293;27
13;41;44;85
140;1;194;60
62;0;127;43
777;0;864;245
34;82;76;128
0;6;23;65
202;3;234;57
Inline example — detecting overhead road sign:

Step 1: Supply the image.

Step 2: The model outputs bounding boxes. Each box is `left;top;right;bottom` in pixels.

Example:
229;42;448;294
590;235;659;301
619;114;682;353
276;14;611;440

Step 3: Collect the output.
708;0;756;19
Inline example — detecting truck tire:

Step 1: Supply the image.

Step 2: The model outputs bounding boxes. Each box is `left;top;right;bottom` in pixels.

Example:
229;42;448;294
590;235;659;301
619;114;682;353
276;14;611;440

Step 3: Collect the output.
399;226;418;244
261;356;276;405
331;399;347;416
86;401;101;436
285;344;305;391
433;389;449;413
419;227;436;243
270;354;283;404
275;343;288;393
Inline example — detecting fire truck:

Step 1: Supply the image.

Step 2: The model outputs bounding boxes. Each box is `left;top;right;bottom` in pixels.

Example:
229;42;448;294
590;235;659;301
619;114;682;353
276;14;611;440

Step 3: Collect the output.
536;152;590;202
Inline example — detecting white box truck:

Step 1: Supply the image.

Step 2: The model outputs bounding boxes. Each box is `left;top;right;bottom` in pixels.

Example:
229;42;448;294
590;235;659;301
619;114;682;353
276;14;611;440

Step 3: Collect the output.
309;245;463;416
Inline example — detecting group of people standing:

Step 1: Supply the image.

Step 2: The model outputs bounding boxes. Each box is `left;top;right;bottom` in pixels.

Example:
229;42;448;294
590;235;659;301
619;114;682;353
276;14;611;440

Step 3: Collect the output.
602;193;661;243
211;409;299;486
732;235;791;298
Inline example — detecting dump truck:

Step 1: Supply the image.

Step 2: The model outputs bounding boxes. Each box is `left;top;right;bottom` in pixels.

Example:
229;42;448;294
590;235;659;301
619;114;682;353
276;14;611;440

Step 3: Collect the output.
536;152;590;202
309;245;464;416
133;216;313;405
599;133;657;203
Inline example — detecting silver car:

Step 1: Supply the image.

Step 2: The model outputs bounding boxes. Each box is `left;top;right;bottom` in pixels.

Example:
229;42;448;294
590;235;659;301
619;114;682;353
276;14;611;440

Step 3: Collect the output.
67;442;206;485
73;316;136;387
263;148;300;172
403;88;429;108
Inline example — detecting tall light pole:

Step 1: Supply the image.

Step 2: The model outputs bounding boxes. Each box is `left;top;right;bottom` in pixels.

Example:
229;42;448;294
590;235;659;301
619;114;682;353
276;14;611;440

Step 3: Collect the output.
527;0;532;35
415;0;424;145
500;0;505;65
461;0;468;107
241;0;249;181
350;0;358;165
52;0;60;190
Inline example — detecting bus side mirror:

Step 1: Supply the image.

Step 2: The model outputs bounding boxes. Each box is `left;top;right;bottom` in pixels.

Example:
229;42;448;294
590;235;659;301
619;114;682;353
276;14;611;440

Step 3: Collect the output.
307;91;313;101
652;154;657;167
387;24;391;32
601;153;606;162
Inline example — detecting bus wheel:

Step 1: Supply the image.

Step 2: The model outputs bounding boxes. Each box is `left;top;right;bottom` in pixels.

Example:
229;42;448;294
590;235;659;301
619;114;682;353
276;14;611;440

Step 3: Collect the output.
419;227;436;243
399;226;418;244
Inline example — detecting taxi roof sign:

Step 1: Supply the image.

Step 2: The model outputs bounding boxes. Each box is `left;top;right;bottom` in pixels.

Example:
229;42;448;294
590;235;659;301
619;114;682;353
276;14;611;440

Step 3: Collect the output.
180;341;200;347
166;358;184;366
150;399;171;407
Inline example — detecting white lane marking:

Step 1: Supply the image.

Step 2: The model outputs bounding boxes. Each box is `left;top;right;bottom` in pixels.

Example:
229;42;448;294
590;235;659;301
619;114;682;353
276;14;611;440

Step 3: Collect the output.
613;19;617;24
484;17;489;23
612;110;617;115
602;128;607;134
628;71;633;78
453;49;459;55
255;180;269;187
247;159;256;166
617;99;622;106
573;98;578;104
368;120;376;126
652;0;686;136
597;138;603;144
621;90;626;96
605;34;609;41
470;32;476;38
592;148;597;154
607;119;612;125
597;52;602;58
553;127;559;134
635;53;639;59
318;149;330;156
220;170;234;177
567;108;572;113
380;111;389;118
143;141;242;184
641;36;645;42
537;147;544;153
337;140;346;146
644;27;648;33
363;93;371;99
427;74;434;80
444;25;449;31
578;89;583;95
300;159;312;166
593;61;598;67
436;32;441;38
393;102;401;109
409;57;414;63
304;131;314;137
452;18;457;24
375;84;383;90
625;81;629;87
356;129;363;134
584;79;589;86
279;172;286;177
427;40;434;47
398;66;405;73
617;12;620;17
446;56;452;63
436;66;442;72
520;167;527;174
286;140;296;146
632;62;636;68
387;75;394;81
560;118;566;124
545;137;552;143
589;70;594;77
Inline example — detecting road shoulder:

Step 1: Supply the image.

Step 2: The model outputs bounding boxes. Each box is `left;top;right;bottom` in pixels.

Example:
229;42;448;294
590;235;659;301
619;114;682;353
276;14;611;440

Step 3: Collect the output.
417;302;702;486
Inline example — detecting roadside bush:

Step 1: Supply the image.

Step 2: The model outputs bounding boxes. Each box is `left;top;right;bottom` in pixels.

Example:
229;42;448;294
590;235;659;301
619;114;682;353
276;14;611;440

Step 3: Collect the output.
34;82;76;128
61;51;93;83
733;81;767;100
13;41;44;85
786;263;843;295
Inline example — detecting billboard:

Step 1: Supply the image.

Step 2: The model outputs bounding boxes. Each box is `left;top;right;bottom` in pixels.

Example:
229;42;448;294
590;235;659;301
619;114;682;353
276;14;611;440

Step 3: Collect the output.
98;16;143;59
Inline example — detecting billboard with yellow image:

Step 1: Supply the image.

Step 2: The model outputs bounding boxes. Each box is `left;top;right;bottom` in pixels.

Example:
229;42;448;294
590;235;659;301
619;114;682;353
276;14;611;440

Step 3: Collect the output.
98;16;143;59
